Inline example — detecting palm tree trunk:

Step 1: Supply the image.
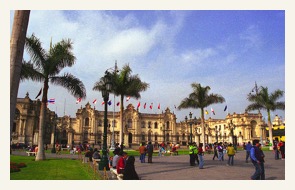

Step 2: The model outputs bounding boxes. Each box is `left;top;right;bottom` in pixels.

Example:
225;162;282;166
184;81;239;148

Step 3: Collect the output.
267;110;274;150
10;10;30;148
35;83;48;161
35;101;46;160
201;108;206;151
119;95;124;151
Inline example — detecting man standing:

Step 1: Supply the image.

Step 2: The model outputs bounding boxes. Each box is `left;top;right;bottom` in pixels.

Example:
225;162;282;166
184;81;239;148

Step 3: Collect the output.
189;142;197;166
245;141;252;163
139;142;147;163
250;142;265;180
147;141;154;163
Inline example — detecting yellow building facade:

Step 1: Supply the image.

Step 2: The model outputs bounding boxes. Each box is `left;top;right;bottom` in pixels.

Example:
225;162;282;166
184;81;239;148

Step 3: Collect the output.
12;93;273;148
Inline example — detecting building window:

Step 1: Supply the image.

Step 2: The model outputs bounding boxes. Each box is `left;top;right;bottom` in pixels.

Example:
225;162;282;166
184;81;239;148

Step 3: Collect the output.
141;133;145;141
128;119;132;128
154;122;158;129
148;131;152;141
85;118;89;126
148;121;152;128
155;133;158;141
98;120;102;127
141;121;145;128
182;133;185;140
166;121;170;129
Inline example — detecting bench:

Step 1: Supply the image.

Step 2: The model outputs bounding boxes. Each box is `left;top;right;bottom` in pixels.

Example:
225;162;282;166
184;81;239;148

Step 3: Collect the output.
92;158;101;166
26;151;36;156
169;150;178;156
110;168;123;180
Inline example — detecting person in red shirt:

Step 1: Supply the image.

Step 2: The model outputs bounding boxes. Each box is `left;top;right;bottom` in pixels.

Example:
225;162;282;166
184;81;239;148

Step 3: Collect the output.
117;152;128;174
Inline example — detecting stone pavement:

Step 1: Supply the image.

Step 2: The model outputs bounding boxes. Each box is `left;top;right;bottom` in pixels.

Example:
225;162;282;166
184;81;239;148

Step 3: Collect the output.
133;150;285;180
11;150;285;180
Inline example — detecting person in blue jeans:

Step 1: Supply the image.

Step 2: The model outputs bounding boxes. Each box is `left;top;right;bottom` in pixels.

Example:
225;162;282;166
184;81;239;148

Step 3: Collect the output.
198;143;204;169
245;141;252;163
250;142;265;180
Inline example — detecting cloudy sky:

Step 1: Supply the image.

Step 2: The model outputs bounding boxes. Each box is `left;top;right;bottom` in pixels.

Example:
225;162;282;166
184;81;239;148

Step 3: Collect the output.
10;10;285;122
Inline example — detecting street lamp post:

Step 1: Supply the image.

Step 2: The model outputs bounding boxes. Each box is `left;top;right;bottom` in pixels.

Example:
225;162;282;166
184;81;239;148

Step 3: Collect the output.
185;112;196;144
229;120;236;146
99;71;112;171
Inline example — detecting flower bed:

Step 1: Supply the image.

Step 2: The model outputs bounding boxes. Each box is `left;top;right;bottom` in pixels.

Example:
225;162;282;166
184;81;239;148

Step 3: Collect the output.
10;162;27;173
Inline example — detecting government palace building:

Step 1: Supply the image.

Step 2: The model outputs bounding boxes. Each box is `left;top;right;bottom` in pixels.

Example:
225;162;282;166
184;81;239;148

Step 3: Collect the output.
12;92;284;148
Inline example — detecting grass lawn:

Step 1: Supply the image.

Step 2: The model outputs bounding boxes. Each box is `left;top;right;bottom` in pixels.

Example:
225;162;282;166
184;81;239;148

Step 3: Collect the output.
10;155;100;180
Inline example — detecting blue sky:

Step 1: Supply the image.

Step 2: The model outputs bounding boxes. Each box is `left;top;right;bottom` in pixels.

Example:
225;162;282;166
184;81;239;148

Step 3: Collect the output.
11;10;285;122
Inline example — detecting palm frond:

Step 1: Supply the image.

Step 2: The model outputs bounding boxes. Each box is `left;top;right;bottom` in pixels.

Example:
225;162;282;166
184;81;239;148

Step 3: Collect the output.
50;73;86;98
25;34;47;69
20;61;44;82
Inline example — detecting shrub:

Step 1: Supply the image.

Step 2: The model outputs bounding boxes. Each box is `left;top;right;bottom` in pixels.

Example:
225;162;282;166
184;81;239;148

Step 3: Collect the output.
10;162;27;173
17;163;27;168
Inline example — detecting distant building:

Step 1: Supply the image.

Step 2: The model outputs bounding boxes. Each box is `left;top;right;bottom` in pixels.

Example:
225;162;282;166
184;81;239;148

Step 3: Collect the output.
12;93;275;148
265;115;285;143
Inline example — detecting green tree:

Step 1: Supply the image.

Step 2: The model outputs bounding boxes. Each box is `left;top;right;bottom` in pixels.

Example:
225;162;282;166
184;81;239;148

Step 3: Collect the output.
178;83;225;150
93;64;149;150
245;86;285;149
10;11;30;152
21;34;86;160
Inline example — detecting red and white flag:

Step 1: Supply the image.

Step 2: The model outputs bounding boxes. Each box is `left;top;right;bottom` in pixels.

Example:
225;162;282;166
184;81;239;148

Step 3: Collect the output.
126;96;130;101
211;107;215;115
76;98;82;104
137;102;141;108
93;99;97;104
158;103;160;109
144;103;146;109
116;102;120;106
150;103;153;109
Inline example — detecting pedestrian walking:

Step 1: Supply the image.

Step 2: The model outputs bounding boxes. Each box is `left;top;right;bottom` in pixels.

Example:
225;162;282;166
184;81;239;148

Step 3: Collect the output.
212;142;219;160
227;143;235;166
273;142;280;160
217;142;224;161
245;141;252;163
198;143;204;169
250;142;265;180
189;142;197;166
278;141;285;160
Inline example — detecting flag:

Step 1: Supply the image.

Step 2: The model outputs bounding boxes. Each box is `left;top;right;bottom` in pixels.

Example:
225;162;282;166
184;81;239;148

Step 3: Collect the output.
76;98;82;104
205;110;209;115
101;101;105;105
126;96;130;101
158;103;160;109
48;98;55;104
150;103;153;109
116;102;120;106
144;103;146;109
224;105;227;111
35;88;42;99
108;100;112;105
137;102;140;108
93;99;97;104
211;107;215;115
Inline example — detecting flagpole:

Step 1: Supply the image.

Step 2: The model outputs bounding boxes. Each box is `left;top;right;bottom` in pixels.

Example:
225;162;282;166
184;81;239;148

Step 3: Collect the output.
64;98;66;116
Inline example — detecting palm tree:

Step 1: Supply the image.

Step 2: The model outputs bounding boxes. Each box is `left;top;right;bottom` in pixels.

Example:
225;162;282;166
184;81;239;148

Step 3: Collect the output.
93;64;149;151
178;83;225;150
21;34;86;161
245;86;285;150
10;11;30;151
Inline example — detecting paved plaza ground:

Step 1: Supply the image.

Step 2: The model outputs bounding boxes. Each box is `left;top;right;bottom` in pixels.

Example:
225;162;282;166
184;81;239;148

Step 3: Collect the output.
12;149;285;180
133;150;285;180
